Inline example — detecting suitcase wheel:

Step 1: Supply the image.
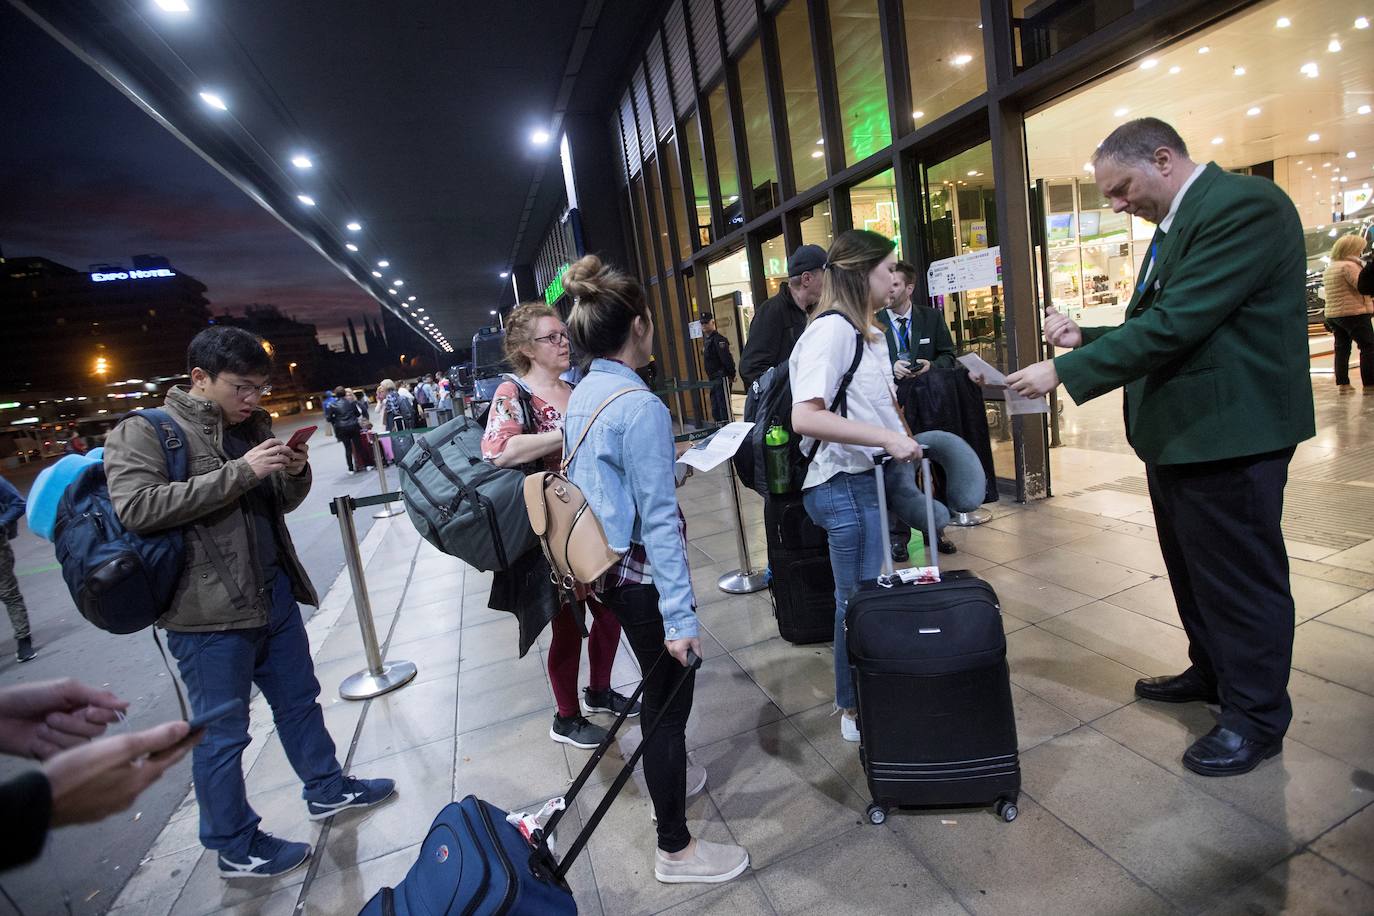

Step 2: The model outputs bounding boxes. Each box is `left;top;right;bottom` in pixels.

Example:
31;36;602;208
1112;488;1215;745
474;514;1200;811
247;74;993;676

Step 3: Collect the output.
995;799;1019;823
866;803;888;826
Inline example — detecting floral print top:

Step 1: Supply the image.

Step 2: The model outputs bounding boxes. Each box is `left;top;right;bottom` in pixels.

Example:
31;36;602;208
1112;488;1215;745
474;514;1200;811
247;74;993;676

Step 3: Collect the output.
481;379;568;472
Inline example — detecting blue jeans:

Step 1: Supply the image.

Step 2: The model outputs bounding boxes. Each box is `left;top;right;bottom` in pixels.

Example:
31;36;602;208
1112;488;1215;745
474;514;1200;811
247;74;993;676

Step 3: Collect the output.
167;573;343;856
803;467;947;709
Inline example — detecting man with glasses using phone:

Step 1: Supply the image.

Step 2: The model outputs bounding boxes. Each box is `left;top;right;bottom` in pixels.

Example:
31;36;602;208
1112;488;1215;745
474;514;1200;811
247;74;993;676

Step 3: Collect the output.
104;326;395;880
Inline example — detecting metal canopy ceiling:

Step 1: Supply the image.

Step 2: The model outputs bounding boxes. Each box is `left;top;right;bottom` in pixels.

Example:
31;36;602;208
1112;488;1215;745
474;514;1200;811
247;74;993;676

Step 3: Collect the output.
12;0;664;353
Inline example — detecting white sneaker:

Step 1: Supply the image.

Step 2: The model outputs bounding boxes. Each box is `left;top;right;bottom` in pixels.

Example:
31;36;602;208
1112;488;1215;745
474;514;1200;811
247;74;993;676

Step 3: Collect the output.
654;838;750;885
840;711;860;743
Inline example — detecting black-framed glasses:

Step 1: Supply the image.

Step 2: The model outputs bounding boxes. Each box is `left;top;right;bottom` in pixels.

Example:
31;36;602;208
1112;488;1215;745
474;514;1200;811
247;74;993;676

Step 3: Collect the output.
533;331;570;346
230;382;272;398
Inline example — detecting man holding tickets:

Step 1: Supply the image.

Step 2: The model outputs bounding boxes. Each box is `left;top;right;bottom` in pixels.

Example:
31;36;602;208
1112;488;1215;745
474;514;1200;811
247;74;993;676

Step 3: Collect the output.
1006;118;1314;778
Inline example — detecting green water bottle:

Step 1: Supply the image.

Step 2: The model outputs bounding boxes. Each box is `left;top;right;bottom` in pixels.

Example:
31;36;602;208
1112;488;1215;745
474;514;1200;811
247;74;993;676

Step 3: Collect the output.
764;425;792;494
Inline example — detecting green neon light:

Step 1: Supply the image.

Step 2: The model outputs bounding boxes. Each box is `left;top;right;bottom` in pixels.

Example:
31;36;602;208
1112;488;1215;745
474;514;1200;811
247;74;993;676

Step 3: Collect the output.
544;263;571;305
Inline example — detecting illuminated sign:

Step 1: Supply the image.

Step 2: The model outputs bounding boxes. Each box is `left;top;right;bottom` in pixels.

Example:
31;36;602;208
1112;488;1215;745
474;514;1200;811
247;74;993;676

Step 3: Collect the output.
543;263;570;305
90;268;177;283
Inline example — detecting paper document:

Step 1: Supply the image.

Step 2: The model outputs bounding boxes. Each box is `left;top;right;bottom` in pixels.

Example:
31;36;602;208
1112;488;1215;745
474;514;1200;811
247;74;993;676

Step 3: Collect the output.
957;353;1050;415
676;421;755;472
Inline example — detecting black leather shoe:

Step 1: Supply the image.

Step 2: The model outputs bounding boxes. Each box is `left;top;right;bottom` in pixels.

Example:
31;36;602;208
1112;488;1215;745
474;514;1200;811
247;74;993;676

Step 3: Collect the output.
937;536;957;555
891;540;908;562
1182;726;1282;777
1134;669;1218;704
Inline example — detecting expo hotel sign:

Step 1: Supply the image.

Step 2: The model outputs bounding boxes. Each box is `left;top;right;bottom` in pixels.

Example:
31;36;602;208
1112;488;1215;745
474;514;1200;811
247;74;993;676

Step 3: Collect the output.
90;268;177;282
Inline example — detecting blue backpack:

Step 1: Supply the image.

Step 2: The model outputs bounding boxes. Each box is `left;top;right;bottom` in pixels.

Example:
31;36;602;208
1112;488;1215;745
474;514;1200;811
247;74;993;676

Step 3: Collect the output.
52;409;190;634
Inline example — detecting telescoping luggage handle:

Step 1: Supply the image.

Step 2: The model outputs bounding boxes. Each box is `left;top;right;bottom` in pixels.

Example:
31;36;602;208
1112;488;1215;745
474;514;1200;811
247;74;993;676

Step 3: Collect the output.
538;648;703;881
874;454;938;583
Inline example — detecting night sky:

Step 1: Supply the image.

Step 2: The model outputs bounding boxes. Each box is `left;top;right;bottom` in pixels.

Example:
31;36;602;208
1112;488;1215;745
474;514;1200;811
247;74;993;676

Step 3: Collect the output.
0;4;375;350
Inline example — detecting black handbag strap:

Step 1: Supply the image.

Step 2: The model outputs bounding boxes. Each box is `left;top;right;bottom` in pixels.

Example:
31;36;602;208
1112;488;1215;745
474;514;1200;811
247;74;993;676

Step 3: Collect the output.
540;649;703;880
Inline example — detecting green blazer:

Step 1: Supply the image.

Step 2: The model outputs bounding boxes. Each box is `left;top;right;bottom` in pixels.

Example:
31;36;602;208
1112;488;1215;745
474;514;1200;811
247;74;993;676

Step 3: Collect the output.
876;307;957;369
1055;163;1315;465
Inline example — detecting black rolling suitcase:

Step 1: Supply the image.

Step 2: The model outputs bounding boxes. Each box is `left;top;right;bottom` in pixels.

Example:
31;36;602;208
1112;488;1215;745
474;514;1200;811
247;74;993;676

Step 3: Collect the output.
764;491;836;645
846;457;1020;825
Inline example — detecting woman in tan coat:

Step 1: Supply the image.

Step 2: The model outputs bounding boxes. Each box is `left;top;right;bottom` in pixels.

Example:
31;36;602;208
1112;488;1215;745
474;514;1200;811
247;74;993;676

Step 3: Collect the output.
1323;233;1373;392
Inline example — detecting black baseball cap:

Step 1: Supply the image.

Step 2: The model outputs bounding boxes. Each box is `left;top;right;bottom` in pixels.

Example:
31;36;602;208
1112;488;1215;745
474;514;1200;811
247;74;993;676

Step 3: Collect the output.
698;311;714;323
787;244;827;277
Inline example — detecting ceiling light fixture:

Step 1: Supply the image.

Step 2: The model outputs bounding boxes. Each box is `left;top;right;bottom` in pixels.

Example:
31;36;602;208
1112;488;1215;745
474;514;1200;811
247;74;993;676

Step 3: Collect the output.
198;90;228;111
499;271;509;278
1276;16;1291;28
346;221;362;232
815;138;824;145
378;260;389;268
409;296;417;302
371;271;382;278
394;279;404;286
530;128;552;145
1233;65;1246;76
1348;151;1358;158
1300;62;1319;77
1139;58;1159;70
1328;39;1342;53
912;110;925;119
296;194;315;206
155;0;191;12
290;154;313;169
345;243;359;252
1198;46;1210;54
951;53;973;66
1356;17;1370;29
1308;132;1321;141
1168;65;1182;74
811;150;823;159
1211;136;1224;145
1114;107;1129;117
388;288;397;295
1247;106;1261;116
1360;105;1373;115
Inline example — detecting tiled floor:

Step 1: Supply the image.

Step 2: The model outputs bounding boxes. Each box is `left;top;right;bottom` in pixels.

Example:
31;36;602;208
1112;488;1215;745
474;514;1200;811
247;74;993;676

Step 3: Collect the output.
118;390;1374;915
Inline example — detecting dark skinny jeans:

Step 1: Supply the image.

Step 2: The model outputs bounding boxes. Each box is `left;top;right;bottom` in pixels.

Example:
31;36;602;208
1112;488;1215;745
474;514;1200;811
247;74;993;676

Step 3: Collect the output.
1328;314;1374;388
594;582;695;854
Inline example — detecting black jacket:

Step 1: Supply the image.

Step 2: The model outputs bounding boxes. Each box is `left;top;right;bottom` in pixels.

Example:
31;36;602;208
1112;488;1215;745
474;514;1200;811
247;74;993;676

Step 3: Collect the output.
901;368;999;505
876;306;957;370
324;399;365;433
703;330;736;380
739;285;809;387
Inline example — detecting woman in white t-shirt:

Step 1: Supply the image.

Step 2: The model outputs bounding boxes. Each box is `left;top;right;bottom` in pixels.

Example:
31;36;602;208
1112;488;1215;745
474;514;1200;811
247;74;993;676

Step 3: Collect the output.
789;229;936;743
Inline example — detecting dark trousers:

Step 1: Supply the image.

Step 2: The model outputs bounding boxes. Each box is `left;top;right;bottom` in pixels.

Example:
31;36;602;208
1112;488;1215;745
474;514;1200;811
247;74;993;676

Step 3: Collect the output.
1328;314;1374;388
166;573;343;855
708;377;731;423
1146;447;1297;743
338;427;363;471
595;583;695;854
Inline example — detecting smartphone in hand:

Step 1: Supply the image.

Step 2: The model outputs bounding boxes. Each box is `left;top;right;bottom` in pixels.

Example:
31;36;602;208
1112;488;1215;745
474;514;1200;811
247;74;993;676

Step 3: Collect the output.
286;426;317;451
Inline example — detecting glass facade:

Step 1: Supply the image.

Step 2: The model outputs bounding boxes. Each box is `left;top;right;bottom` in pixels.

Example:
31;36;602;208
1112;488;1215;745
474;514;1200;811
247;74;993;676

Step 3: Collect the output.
775;0;826;192
828;0;891;166
605;0;1249;497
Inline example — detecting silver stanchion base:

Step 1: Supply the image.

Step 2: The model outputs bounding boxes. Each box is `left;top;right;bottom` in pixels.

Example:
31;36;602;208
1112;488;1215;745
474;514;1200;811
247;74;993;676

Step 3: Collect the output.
373;506;406;519
718;569;769;595
340;660;418;700
950;508;993;527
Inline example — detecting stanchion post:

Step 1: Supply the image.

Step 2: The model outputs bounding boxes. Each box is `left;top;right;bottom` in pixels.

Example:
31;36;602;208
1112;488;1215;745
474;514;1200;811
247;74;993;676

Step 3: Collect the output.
717;456;767;595
332;495;417;700
371;434;405;519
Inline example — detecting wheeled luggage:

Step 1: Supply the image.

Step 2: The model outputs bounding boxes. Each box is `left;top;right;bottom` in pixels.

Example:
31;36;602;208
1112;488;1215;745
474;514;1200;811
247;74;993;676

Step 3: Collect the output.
359;651;702;915
763;491;835;645
845;457;1020;825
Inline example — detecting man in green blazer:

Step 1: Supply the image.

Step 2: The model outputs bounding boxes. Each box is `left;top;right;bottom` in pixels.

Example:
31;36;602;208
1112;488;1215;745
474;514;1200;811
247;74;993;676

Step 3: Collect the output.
1007;118;1314;777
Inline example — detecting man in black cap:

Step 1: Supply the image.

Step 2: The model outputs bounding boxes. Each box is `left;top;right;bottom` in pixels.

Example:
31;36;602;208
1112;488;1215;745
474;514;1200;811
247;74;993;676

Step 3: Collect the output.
738;244;826;387
698;312;736;423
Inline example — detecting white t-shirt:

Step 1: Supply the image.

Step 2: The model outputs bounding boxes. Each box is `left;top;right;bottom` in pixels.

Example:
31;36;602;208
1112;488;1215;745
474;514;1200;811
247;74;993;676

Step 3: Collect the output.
789;313;906;489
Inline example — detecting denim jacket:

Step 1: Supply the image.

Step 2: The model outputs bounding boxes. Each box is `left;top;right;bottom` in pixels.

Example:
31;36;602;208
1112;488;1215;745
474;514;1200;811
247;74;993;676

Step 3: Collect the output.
563;359;698;639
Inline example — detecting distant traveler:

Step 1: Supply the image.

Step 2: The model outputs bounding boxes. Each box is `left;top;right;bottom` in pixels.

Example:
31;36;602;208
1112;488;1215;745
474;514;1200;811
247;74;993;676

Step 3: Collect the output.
1007;117;1315;777
875;261;960;560
104;326;396;879
698;311;736;423
563;254;750;886
0;473;36;662
1322;233;1373;393
324;386;367;474
481;302;640;751
738;244;826;387
414;374;435;417
378;378;415;430
0;678;196;870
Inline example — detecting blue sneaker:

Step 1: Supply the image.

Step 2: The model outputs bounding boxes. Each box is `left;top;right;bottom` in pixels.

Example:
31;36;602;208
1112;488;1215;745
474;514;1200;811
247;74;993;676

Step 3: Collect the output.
306;775;396;821
217;831;311;881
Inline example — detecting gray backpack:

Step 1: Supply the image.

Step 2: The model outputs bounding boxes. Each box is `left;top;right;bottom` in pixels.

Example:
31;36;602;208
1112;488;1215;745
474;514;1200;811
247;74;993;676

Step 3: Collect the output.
398;412;537;572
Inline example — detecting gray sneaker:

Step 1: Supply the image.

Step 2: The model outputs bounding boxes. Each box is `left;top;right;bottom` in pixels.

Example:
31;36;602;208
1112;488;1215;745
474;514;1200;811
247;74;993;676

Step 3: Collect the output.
549;714;608;750
654;838;750;885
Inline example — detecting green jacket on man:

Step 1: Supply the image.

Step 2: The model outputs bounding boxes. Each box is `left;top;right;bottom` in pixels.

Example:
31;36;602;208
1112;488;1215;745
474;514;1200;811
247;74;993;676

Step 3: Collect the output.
1054;162;1315;465
105;386;318;632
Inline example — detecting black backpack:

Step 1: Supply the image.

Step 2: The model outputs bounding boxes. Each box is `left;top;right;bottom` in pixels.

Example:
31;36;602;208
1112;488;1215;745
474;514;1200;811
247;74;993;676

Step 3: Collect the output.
733;312;864;496
1358;259;1374;297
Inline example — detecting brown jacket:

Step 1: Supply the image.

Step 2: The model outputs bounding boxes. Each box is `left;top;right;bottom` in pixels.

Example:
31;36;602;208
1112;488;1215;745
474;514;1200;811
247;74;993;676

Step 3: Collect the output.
104;387;317;632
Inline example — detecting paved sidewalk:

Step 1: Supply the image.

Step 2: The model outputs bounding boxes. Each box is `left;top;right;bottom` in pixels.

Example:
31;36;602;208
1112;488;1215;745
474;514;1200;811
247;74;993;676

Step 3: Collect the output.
119;416;1374;915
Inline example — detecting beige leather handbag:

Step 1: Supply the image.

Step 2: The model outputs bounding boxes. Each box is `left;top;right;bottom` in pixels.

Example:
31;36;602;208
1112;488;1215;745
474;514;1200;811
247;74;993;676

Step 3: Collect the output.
524;388;639;589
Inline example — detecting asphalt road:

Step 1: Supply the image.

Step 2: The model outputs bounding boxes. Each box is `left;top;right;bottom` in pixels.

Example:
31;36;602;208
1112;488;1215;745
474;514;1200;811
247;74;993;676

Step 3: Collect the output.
0;410;397;915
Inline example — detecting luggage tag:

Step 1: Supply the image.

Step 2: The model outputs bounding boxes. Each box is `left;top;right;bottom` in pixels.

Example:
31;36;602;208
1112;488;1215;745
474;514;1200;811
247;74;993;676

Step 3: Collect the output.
507;796;566;854
895;565;940;585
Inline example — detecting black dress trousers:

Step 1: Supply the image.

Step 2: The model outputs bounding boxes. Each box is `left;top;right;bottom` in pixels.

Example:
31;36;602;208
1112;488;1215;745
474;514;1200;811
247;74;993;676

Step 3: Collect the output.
1145;446;1297;743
